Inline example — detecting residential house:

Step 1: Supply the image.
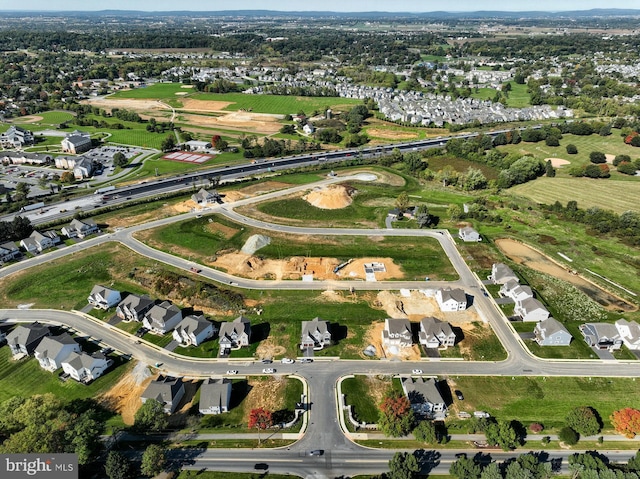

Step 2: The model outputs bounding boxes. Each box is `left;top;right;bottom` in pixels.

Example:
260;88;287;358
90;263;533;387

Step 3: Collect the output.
514;297;550;322
615;319;640;350
436;287;467;312
141;376;185;413
303;123;315;135
62;351;110;383
116;294;155;322
5;322;51;357
418;317;456;349
34;334;81;371
534;318;572;346
0;126;34;148
0;241;22;264
382;318;413;350
300;317;332;350
489;263;519;284
172;314;216;347
87;285;122;310
401;377;447;419
72;157;95;180
199;378;232;415
191;188;220;206
499;280;533;303
580;323;623;351
142;301;183;334
61;130;92;154
218;316;251;353
61;218;99;239
1;151;51;165
458;226;481;242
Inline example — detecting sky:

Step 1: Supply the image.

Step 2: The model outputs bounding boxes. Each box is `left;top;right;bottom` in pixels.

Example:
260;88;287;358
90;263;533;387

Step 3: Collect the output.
0;1;635;13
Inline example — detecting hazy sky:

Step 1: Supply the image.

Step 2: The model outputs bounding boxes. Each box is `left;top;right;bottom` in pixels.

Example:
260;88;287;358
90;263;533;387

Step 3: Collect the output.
1;1;634;12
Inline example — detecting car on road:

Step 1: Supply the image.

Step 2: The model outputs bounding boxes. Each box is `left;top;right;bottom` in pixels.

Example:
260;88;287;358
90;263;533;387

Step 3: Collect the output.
412;369;423;375
226;370;238;375
309;450;324;456
281;358;295;364
262;368;275;374
254;463;269;470
455;390;465;400
190;267;201;273
300;358;313;363
261;358;272;364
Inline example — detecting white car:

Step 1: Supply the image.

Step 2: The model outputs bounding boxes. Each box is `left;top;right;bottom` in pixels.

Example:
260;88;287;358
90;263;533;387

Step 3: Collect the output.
262;368;275;374
281;358;295;364
412;369;423;375
226;370;238;375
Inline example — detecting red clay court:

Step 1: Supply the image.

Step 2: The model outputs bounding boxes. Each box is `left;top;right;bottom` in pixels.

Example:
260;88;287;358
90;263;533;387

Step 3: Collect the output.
162;151;215;163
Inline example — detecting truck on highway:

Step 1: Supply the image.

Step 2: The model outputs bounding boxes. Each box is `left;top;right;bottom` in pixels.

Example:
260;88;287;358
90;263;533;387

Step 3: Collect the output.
94;186;116;195
19;202;45;212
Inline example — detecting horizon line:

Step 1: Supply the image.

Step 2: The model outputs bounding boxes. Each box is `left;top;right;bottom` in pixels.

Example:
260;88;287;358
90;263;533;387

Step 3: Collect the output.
1;8;639;13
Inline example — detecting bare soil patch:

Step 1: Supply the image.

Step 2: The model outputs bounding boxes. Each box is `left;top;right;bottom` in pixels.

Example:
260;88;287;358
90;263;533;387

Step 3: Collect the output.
364;321;422;360
256;338;287;359
104;201;193;230
236;181;293;197
204;222;239;239
179;98;233;112
367;128;420;140
605;154;616;164
303;184;354;209
243;377;291;416
82;97;166;112
495;238;636;312
374;290;480;324
15;115;44;123
98;362;152;425
178;112;283;134
545;157;571;167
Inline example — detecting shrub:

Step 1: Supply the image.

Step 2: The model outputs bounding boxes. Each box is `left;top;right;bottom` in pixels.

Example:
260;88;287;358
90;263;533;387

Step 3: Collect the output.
617;162;638;175
545;136;560;147
529;423;544;433
589;151;607;164
566;144;578;154
613;154;631;166
559;426;579;445
566;406;602;436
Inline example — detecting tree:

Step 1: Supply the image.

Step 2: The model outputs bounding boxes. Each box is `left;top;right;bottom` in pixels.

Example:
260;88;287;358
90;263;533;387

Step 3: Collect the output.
388;452;420;479
545;160;556;178
415;204;431;228
140;444;166;477
566;406;602;436
413;420;438;444
14;182;30;202
161;135;176;152
617;162;638;175
462;168;488;190
566;144;578;154
395;191;409;214
610;408;640;438
559;426;579;445
60;171;75;183
613;154;631;166
448;204;463;221
378;390;415;437
105;451;131;479
134;399;168;432
485;419;519;451
248;407;273;445
113;152;128;168
450;454;482;479
404;152;426;175
589;151;607;164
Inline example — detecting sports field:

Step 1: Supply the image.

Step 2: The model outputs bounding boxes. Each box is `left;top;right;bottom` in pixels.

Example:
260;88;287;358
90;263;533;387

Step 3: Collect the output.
109;82;191;99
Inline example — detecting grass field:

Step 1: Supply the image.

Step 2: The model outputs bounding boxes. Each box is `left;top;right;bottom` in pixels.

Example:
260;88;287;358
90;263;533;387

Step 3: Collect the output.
509;177;640;214
189;92;362;115
451;376;640;431
109;83;190;99
470;82;531;108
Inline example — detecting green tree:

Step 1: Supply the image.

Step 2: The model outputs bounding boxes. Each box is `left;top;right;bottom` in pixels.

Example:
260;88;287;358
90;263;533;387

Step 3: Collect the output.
448;204;463;221
589;151;607;164
559;426;579;445
480;463;503;479
485;420;519;451
388;451;420;479
415;204;432;228
378;390;415;437
404;152;426;175
134;399;168;432
566;144;578;154
113;152;128;168
462;168;488;190
545;160;556;177
395;191;409;213
413;420;438;444
613;154;631;166
450;455;482;479
14;182;30;202
140;444;166;477
566;406;602;436
105;451;132;479
161;135;176;152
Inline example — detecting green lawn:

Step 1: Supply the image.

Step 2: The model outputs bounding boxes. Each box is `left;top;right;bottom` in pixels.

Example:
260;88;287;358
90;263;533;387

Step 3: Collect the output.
451;376;640;431
0;347;131;403
470;82;531;108
109;83;191;99
341;376;382;423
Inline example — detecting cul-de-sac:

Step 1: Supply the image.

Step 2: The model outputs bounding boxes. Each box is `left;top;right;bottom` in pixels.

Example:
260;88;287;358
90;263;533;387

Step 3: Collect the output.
1;3;640;479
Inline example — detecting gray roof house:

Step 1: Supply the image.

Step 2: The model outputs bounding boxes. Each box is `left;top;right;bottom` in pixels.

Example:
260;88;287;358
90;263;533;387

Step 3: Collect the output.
534;318;572;346
401;377;447;419
141;376;185;413
5;322;51;357
142;301;183;335
436;287;467;312
0;241;22;264
88;285;122;310
382;318;413;350
300;317;332;350
580;323;623;351
191;188;220;205
34;333;81;371
616;319;640;350
419;317;456;349
61;130;92;154
199;378;232;415
458;226;481;242
172;314;217;347
489;263;519;284
116;294;155;322
500;280;533;303
61;351;110;383
514;297;550;322
61;218;99;239
19;230;60;254
219;316;251;352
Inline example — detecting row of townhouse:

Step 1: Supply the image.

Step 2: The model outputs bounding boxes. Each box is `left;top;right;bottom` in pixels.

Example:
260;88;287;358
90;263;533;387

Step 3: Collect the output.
4;322;110;383
580;319;640;352
382;317;457;352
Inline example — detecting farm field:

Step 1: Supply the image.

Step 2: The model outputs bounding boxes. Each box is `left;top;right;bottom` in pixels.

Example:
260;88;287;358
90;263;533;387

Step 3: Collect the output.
509;177;640;214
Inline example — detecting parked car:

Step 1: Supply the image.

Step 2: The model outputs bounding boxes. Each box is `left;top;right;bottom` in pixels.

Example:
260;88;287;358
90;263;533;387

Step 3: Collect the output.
226;370;238;375
262;368;275;374
455;390;465;400
281;358;295;364
309;450;324;456
412;369;423;375
261;358;273;364
300;358;313;363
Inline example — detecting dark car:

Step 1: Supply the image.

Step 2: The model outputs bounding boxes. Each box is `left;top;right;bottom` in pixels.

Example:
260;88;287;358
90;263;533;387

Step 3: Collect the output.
261;358;273;364
254;463;269;470
455;390;464;400
309;450;324;456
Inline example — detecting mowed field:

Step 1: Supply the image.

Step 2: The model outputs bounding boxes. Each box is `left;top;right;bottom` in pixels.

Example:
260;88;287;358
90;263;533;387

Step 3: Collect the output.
109;82;192;99
509;177;640;213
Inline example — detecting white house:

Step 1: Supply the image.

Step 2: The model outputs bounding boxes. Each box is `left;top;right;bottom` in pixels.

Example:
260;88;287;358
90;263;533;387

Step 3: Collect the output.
300;317;332;350
199;378;232;415
499;280;533;303
382;318;413;350
172;314;216;347
34;334;81;371
0;126;34;148
87;285;121;310
185;140;211;151
514;297;549;322
489;263;519;284
419;317;456;349
191;188;220;206
534;318;572;346
19;230;60;254
61;352;110;383
401;377;447;419
580;323;623;351
436;287;467;312
61;218;99;239
218;316;251;354
143;301;183;334
116;294;155;322
616;319;640;350
458;226;481;242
